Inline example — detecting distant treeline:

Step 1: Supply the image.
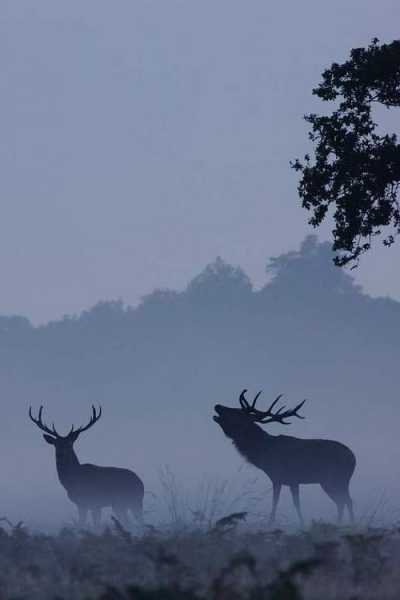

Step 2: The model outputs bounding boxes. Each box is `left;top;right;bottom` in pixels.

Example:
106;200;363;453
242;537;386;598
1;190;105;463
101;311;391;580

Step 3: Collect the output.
1;236;399;454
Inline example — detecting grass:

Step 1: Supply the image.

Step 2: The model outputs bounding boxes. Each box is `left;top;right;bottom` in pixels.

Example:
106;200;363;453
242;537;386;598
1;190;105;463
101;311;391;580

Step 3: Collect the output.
0;516;400;599
0;471;397;599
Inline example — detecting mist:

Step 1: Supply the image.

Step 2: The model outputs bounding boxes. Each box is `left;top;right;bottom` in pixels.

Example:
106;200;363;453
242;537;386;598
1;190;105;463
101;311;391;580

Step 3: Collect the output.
0;236;398;529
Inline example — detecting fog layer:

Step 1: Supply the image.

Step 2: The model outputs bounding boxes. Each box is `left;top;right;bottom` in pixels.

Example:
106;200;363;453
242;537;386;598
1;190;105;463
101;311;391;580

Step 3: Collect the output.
0;237;398;527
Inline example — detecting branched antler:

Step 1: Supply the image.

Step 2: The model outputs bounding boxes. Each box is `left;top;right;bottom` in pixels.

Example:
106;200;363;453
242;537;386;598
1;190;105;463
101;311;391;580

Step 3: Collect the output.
72;406;102;435
239;389;262;410
239;390;306;425
29;406;61;437
29;405;102;439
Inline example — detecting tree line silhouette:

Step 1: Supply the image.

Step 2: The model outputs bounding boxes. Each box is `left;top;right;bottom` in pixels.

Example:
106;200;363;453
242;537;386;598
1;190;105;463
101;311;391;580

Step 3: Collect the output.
1;235;397;389
1;235;399;431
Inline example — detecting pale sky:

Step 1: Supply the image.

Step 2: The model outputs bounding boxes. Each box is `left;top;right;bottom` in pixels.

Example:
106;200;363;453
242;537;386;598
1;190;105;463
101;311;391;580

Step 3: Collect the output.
2;0;399;324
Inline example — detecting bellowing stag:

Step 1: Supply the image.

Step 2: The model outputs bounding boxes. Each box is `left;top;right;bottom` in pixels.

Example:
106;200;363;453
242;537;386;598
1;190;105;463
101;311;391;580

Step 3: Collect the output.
213;390;356;525
29;406;144;527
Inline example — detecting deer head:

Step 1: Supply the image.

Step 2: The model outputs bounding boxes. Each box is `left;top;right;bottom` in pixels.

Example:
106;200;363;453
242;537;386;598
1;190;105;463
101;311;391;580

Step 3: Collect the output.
29;405;102;452
214;389;305;437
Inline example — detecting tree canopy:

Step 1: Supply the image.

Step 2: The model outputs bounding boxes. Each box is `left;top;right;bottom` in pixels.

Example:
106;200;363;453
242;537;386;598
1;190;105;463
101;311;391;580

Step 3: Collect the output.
266;235;361;296
292;39;400;266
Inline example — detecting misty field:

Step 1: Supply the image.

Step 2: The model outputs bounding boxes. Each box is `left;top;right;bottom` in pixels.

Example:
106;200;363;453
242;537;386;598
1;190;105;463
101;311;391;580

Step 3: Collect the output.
1;516;400;600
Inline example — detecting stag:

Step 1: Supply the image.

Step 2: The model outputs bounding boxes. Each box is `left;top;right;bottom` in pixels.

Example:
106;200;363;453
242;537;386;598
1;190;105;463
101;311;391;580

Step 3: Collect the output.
29;406;144;527
213;390;356;525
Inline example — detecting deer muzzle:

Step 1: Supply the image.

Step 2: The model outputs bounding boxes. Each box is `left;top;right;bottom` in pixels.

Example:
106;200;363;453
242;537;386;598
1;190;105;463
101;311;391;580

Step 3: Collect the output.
213;405;223;422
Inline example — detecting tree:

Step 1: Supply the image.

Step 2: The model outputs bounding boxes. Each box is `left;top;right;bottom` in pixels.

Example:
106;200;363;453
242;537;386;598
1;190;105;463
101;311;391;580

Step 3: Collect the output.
292;39;400;267
266;235;361;297
185;257;252;305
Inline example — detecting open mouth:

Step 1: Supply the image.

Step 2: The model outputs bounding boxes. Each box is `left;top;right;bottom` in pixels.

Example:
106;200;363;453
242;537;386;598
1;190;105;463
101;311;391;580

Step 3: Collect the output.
213;405;222;422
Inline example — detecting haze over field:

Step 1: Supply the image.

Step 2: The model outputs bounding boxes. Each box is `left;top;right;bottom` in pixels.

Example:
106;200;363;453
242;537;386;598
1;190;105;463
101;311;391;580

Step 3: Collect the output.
0;238;399;527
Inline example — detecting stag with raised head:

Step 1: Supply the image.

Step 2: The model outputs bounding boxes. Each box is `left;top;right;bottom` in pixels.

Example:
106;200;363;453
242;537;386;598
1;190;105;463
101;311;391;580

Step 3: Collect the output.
29;406;144;527
214;390;356;525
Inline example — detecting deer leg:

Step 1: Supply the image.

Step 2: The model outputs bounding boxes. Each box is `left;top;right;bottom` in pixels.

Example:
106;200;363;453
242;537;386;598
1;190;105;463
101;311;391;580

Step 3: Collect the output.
113;506;130;529
91;507;102;529
268;482;281;526
77;506;88;528
346;493;355;523
321;483;346;524
129;507;144;535
290;484;304;527
336;497;345;524
130;502;144;525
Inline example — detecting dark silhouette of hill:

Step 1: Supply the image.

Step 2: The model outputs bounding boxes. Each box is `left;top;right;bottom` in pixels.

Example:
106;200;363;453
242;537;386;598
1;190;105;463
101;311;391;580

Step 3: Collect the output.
1;235;399;523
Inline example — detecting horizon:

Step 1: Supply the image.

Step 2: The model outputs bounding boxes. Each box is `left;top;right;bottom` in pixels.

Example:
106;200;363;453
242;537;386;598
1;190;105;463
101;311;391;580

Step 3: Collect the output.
2;236;400;327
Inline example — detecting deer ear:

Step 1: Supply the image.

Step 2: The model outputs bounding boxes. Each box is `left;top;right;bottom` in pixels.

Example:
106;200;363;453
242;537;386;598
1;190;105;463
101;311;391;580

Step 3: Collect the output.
43;434;56;445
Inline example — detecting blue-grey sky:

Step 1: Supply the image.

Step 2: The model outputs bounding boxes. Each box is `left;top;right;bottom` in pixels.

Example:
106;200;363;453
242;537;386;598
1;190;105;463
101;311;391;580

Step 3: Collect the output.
3;0;399;324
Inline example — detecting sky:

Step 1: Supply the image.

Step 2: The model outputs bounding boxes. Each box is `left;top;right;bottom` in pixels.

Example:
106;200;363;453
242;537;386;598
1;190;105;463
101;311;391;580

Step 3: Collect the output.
2;0;400;324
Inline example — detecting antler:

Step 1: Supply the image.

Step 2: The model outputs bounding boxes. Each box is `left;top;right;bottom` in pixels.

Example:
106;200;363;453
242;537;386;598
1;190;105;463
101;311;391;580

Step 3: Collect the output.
72;405;102;436
29;406;61;437
238;390;306;425
239;390;249;409
239;389;262;410
29;405;102;438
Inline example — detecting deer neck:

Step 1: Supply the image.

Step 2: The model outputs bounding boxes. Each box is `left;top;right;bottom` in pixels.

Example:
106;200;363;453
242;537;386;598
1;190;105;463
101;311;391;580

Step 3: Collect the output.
55;447;81;489
232;422;274;466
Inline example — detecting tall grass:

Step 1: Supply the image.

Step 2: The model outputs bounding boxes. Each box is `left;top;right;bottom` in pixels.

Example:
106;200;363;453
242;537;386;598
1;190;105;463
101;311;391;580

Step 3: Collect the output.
1;473;399;598
1;511;400;599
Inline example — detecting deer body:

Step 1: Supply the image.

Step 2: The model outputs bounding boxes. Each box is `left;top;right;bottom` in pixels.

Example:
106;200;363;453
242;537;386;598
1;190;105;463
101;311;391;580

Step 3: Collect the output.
30;406;144;528
214;391;356;525
55;448;144;515
232;426;354;485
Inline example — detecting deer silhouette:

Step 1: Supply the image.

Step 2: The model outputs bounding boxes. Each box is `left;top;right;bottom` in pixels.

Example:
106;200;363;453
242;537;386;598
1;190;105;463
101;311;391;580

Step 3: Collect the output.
214;390;356;525
29;406;144;528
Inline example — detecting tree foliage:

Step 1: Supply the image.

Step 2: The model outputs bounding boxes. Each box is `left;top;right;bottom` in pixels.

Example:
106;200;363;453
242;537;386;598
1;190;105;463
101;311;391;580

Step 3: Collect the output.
292;39;400;266
266;235;361;296
186;256;252;304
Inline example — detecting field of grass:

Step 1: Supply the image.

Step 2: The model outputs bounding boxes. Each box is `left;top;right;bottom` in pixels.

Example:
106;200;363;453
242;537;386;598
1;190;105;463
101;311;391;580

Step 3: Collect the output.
0;514;400;600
